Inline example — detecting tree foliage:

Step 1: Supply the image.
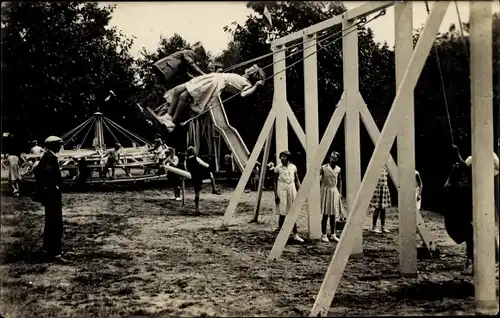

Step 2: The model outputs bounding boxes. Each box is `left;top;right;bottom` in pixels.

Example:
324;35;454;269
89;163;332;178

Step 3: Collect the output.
135;34;211;101
215;2;498;210
1;2;140;144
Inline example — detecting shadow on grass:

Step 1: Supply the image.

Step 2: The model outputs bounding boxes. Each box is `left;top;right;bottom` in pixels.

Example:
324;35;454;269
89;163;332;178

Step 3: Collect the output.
388;279;474;300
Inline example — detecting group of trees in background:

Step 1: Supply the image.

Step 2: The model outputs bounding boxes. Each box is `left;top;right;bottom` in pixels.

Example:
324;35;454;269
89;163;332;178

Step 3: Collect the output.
1;1;499;210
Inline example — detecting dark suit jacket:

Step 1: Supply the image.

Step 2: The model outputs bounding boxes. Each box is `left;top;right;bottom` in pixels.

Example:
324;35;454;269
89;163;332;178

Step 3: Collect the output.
34;150;62;195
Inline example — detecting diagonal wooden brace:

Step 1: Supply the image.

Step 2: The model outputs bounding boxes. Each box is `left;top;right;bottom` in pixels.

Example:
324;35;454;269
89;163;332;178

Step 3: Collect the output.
285;101;306;151
268;93;347;260
359;100;437;252
222;107;277;225
309;2;449;316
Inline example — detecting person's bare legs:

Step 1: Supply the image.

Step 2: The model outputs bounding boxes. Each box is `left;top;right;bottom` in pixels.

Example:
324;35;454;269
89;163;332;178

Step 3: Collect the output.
209;172;220;195
171;91;191;123
167;84;187;118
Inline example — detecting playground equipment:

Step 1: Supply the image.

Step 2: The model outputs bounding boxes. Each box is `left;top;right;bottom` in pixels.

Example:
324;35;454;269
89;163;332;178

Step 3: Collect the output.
157;93;251;173
21;112;173;185
220;1;497;315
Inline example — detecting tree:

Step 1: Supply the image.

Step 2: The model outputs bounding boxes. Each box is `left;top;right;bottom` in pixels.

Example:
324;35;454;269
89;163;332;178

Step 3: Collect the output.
1;2;140;146
216;1;394;159
136;34;211;94
217;2;498;212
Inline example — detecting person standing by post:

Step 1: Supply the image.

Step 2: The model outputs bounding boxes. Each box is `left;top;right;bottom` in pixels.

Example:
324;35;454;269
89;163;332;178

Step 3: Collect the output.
165;147;182;201
34;136;68;264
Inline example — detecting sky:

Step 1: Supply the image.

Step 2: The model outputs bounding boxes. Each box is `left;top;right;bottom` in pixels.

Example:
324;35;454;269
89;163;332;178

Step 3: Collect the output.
103;1;500;59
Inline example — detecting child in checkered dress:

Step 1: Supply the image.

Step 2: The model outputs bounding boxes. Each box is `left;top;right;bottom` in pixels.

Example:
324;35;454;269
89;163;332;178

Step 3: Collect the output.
370;166;391;233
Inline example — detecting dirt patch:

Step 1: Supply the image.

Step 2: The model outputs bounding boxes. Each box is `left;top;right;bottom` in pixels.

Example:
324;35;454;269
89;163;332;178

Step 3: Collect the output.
1;183;497;317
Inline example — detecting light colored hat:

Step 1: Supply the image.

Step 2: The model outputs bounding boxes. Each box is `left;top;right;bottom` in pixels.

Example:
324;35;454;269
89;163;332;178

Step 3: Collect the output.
45;136;63;144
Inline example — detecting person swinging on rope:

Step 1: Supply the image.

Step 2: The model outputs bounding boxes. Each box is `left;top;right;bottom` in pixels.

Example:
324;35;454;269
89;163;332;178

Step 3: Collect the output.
145;65;266;133
137;45;207;115
444;145;499;276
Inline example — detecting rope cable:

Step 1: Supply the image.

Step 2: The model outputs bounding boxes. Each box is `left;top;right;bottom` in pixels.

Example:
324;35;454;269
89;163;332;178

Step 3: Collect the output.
258;18;365;73
103;117;152;146
103;118;144;146
181;9;386;126
138;17;363;108
61;117;93;141
424;1;455;145
453;0;469;62
104;117;152;146
62;117;94;147
101;119;120;145
223;17;365;72
76;117;96;150
103;117;147;146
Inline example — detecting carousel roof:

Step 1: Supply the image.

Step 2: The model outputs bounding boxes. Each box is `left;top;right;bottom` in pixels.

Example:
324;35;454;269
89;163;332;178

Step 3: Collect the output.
61;112;152;152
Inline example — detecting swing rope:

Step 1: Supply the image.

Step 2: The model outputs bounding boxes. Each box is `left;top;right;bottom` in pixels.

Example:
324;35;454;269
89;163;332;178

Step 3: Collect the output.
424;1;455;146
180;8;386;126
224;15;367;73
453;0;469;63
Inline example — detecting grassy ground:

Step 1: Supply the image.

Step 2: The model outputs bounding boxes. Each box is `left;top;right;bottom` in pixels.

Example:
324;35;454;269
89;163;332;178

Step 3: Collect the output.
0;176;497;317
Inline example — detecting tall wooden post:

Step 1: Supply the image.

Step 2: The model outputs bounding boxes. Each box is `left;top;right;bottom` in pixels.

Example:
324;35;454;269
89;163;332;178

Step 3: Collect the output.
303;34;322;240
469;1;497;313
273;45;288;164
342;18;363;256
395;1;417;277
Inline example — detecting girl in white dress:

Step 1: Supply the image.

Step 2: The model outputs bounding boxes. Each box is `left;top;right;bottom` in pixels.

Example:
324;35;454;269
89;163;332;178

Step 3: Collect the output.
274;151;304;243
319;151;344;242
151;65;265;132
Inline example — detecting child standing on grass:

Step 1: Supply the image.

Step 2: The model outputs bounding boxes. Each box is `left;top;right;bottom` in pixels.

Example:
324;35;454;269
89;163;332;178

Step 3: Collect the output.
370;166;391;233
6;148;21;197
274;151;304;243
251;162;261;191
319;151;344;242
165;147;182;201
185;146;210;214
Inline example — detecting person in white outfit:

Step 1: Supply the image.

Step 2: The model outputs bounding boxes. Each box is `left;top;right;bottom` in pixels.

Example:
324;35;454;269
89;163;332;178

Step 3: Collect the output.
30;140;44;156
319;151;344;242
274;151;304;243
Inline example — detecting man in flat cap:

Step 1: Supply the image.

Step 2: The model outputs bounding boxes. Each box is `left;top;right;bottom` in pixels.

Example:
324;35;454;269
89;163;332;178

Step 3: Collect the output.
34;136;68;264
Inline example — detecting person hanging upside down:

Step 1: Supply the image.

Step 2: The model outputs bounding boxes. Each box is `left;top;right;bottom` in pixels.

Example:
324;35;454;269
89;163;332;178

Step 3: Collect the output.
147;65;266;133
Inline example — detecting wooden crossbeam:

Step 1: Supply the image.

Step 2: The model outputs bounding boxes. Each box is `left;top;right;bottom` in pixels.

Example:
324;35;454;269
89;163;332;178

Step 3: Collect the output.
309;2;449;315
268;93;346;260
273;1;395;46
222;107;277;225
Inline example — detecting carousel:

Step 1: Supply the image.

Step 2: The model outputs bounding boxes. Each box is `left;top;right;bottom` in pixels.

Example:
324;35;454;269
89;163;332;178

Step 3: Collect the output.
21;112;168;186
